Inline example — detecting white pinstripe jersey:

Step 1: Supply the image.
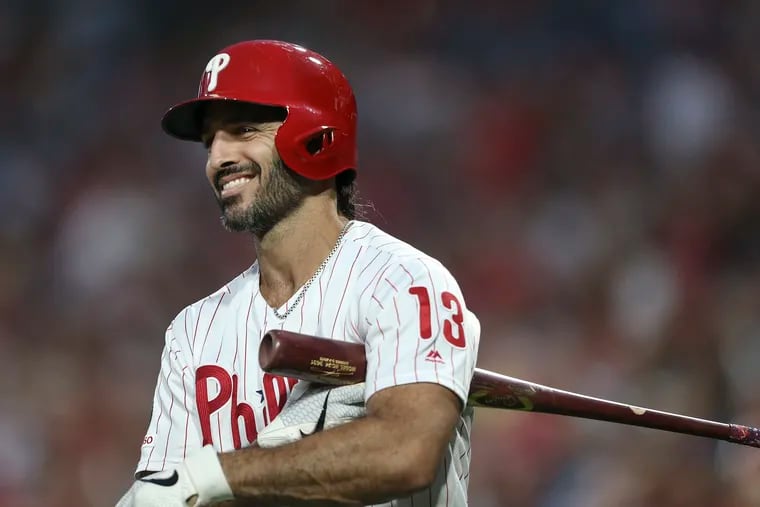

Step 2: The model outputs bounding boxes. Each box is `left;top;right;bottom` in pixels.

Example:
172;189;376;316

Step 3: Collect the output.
136;220;481;506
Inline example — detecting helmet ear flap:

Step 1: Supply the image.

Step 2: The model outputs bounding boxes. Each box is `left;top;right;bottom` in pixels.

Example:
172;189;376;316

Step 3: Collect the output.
304;128;335;156
276;118;352;180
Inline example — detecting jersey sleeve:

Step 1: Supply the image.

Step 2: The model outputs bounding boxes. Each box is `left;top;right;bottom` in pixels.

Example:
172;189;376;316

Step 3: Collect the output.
135;313;202;475
360;258;480;406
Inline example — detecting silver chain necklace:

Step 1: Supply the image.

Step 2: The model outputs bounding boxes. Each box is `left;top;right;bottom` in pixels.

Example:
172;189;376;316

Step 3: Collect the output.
271;221;352;320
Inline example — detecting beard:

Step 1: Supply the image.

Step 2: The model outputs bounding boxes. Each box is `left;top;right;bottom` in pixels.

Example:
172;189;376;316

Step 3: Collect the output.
217;159;308;237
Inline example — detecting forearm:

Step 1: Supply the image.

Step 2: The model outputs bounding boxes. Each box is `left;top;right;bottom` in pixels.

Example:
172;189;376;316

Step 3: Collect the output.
217;416;430;506
214;499;351;507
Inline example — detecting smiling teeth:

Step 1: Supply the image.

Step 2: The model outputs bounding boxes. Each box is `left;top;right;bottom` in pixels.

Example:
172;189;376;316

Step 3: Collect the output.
222;177;251;191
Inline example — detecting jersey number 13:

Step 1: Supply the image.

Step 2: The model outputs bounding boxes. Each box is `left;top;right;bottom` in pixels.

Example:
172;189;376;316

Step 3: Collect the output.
408;286;467;348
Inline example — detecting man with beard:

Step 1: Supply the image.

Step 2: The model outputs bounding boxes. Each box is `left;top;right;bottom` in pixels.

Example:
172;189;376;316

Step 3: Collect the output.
117;40;481;507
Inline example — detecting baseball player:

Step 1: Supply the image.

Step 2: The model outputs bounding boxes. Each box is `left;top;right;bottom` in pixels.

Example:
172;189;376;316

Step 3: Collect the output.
117;40;481;507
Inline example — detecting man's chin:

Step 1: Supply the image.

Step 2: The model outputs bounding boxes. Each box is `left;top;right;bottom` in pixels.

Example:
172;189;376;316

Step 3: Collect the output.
219;193;245;208
220;212;251;232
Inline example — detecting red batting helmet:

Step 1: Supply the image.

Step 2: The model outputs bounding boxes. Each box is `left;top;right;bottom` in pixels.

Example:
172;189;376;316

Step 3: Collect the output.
161;40;358;181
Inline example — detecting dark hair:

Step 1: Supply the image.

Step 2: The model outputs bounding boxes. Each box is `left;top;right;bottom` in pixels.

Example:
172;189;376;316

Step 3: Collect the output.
336;170;359;220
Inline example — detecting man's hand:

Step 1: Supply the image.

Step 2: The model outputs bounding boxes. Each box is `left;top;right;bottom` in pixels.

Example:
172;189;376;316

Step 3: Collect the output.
116;446;234;507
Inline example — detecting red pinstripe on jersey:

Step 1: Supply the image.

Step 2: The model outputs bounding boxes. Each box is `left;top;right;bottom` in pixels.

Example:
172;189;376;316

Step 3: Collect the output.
201;293;225;355
243;289;257;390
144;346;168;468
191;299;206;349
374;317;385;388
298;291;306;333
181;367;190;459
392;298;401;385
422;262;441;383
330;246;363;338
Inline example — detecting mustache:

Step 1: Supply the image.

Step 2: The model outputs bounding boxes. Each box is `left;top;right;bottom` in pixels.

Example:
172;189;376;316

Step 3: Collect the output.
214;162;260;189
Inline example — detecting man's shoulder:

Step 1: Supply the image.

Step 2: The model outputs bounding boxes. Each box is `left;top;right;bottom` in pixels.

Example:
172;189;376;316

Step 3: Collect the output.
350;221;439;262
173;264;257;323
348;221;451;283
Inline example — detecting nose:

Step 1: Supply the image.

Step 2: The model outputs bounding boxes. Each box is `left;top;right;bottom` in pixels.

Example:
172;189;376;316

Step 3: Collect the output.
207;130;241;171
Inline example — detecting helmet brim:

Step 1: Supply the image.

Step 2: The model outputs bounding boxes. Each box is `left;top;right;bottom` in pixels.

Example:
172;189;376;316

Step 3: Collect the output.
161;96;238;142
161;96;289;142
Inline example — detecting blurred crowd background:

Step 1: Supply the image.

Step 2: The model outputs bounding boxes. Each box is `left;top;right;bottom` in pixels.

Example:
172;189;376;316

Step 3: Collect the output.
3;0;760;505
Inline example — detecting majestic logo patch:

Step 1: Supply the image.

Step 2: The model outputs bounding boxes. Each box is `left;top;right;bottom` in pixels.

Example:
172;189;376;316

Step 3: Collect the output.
425;350;445;364
204;53;230;92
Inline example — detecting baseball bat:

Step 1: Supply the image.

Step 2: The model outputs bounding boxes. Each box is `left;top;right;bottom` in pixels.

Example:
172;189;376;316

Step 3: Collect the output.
259;330;760;449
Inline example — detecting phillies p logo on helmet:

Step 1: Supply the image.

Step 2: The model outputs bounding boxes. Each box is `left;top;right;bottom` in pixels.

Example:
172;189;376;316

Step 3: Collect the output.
164;40;358;180
204;53;230;92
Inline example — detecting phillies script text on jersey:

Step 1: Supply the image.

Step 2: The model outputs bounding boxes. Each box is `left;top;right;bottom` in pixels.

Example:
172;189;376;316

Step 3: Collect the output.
136;221;481;507
195;367;297;449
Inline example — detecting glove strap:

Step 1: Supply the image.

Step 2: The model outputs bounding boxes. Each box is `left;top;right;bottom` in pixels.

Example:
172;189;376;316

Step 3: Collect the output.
183;445;234;504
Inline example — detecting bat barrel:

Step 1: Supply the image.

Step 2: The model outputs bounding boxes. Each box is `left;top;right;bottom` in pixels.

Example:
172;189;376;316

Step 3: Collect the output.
260;330;366;385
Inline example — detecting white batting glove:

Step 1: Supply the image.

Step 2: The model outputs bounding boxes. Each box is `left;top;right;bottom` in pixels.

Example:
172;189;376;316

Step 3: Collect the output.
115;445;234;507
256;381;366;448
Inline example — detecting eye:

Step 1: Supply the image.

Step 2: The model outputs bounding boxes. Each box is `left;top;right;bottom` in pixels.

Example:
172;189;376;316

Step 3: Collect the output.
237;125;258;136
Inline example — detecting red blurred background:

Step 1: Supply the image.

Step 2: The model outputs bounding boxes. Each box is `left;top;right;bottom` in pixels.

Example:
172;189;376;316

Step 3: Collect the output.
3;1;760;505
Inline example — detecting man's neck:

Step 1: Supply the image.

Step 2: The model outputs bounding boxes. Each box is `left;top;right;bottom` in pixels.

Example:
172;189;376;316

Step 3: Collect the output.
254;202;349;309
